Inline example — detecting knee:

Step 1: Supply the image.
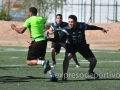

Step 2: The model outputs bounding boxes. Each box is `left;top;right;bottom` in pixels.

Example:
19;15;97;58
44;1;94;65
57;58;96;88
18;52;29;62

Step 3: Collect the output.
92;59;97;64
91;58;97;64
68;53;73;57
26;60;31;65
51;48;55;52
87;57;97;64
66;53;73;60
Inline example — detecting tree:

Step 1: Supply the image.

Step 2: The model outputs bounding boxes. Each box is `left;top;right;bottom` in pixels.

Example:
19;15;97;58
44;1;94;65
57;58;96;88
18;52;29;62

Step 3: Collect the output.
0;9;11;21
16;0;67;20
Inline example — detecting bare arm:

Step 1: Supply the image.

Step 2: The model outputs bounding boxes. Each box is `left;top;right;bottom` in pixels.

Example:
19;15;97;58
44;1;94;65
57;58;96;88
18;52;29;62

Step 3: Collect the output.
48;30;67;42
46;27;54;35
11;24;27;34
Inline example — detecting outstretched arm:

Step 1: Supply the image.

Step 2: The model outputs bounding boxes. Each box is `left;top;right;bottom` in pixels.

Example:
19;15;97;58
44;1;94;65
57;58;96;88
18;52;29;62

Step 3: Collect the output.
86;24;109;33
11;24;27;34
48;30;67;42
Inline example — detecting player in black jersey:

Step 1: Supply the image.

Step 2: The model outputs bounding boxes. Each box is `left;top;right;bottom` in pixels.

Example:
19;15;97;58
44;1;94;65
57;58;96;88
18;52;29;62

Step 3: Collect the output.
55;15;109;81
47;14;80;67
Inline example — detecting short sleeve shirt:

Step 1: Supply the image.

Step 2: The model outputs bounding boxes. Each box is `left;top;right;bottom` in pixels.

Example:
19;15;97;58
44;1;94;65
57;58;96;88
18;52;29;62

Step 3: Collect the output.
23;16;46;41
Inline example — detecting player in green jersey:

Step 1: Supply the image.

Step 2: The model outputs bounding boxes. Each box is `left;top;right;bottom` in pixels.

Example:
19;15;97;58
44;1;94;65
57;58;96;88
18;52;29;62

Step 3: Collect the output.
11;7;58;82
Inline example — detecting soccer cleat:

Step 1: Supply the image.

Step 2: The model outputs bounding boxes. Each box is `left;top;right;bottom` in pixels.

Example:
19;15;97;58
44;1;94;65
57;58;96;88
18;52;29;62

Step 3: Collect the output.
49;77;58;82
88;71;99;79
43;60;50;74
62;77;67;81
76;65;80;68
62;74;67;81
51;61;56;67
76;63;80;68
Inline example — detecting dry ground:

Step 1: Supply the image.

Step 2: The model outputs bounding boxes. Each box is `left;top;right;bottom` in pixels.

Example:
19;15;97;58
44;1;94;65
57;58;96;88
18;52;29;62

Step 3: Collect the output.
0;20;120;50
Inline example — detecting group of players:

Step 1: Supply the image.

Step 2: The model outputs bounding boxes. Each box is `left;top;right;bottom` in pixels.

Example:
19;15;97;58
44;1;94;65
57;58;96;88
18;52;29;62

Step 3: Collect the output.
11;7;108;82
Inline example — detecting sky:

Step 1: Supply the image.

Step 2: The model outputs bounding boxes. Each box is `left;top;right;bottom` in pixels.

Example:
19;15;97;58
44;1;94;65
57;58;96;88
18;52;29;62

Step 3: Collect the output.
0;0;120;23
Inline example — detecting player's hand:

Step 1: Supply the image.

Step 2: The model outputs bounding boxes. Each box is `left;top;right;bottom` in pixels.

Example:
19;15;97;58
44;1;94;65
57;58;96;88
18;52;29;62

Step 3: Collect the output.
11;24;16;30
101;29;109;33
45;32;50;41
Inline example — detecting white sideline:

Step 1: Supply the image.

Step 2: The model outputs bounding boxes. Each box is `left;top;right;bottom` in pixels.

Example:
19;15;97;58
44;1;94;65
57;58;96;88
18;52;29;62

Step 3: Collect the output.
0;61;120;67
0;48;120;53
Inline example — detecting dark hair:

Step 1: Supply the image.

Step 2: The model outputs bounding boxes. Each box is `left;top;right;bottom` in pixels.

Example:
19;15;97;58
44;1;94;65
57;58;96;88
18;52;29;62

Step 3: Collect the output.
68;15;77;22
29;7;37;15
56;14;62;18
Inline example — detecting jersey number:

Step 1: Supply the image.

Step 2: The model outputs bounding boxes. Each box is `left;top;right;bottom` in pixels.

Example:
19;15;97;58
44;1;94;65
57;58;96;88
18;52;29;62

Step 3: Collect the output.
72;35;82;43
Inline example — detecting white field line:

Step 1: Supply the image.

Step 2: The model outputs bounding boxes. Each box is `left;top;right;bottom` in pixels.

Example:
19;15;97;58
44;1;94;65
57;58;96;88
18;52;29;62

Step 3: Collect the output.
0;61;120;67
0;48;120;53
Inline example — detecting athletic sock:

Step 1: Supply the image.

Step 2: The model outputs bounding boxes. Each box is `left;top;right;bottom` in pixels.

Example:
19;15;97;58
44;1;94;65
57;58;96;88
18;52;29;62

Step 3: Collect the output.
52;58;56;62
74;59;79;64
37;59;45;65
48;69;56;78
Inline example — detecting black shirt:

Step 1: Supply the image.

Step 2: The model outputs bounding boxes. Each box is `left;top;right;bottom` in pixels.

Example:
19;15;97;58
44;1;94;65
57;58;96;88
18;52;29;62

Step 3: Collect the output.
51;22;68;42
58;22;103;46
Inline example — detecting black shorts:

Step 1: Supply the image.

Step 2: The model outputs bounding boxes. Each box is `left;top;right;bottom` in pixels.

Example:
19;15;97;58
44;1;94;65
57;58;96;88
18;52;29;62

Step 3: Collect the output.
51;42;62;54
27;40;47;60
66;44;94;58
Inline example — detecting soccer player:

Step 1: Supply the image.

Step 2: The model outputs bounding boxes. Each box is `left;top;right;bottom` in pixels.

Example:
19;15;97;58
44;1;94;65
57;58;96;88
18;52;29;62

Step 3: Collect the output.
52;15;108;81
11;7;57;81
47;14;80;67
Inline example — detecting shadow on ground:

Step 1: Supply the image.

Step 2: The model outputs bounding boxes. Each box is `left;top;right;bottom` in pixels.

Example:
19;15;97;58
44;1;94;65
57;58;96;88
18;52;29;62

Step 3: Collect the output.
0;76;48;83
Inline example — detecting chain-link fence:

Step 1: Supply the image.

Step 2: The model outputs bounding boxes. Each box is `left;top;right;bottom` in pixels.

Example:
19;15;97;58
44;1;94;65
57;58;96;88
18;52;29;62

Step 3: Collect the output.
0;0;3;10
51;0;120;23
0;0;120;23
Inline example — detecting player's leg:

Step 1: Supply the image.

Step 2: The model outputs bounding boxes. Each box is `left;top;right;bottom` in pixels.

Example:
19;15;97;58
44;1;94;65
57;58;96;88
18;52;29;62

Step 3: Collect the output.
62;53;73;81
72;54;80;68
26;40;58;81
78;44;99;79
26;41;48;73
63;43;80;68
50;42;57;67
51;42;61;67
37;40;58;81
62;44;76;81
86;57;99;79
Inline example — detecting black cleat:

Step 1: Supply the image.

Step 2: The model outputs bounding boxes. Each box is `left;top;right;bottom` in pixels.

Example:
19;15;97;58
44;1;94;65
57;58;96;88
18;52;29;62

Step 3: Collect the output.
43;60;50;74
49;77;58;82
62;74;67;81
62;77;67;81
89;71;99;79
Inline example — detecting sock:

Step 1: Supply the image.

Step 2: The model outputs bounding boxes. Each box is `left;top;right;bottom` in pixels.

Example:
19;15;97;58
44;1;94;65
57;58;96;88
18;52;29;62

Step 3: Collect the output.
52;58;55;62
74;59;78;64
48;69;56;78
37;59;45;65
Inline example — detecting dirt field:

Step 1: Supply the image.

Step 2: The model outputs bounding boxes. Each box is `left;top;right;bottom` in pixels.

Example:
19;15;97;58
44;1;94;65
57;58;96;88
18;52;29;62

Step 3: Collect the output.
0;20;120;50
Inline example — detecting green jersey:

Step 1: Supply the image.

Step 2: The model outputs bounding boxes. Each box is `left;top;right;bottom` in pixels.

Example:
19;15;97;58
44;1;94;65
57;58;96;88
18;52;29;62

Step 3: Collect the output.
23;16;46;41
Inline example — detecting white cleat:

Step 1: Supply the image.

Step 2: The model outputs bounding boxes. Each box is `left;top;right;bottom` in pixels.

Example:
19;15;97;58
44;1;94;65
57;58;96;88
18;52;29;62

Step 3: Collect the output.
51;61;56;67
76;65;80;68
51;64;56;67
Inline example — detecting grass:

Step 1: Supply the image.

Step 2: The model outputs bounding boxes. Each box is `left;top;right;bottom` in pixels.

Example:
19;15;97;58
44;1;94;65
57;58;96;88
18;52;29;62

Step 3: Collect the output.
0;46;120;90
